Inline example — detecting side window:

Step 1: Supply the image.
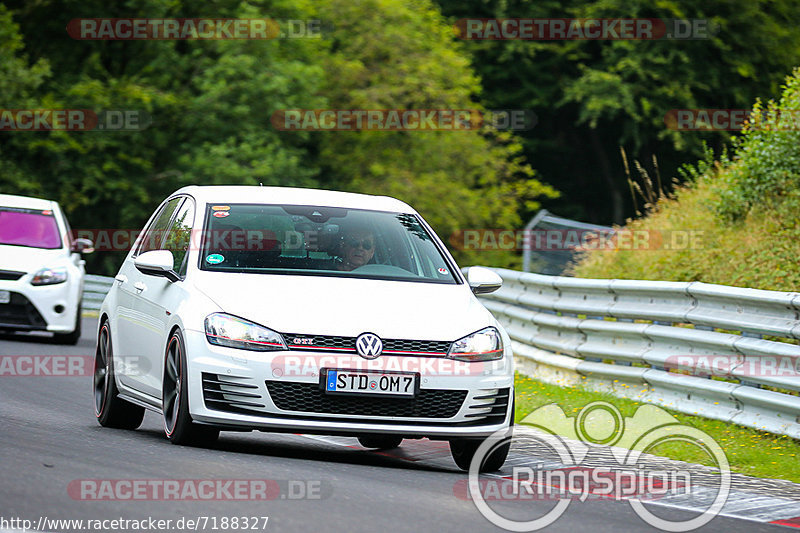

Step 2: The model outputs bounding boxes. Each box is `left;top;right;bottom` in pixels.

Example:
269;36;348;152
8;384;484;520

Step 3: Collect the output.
163;198;195;277
135;198;182;256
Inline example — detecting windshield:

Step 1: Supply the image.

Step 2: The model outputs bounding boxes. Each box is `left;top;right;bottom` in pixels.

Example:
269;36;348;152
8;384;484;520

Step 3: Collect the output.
199;204;457;284
0;207;62;249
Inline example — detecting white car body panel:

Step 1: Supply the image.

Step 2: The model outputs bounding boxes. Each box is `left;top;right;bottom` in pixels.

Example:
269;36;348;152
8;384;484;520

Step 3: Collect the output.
0;194;85;334
102;185;514;439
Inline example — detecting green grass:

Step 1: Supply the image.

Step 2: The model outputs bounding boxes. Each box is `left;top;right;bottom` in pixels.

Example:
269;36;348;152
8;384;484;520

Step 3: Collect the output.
571;164;800;291
514;373;800;483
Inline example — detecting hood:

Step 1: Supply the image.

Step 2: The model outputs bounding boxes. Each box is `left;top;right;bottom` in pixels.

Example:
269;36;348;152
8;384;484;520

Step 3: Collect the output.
0;245;69;274
192;271;495;341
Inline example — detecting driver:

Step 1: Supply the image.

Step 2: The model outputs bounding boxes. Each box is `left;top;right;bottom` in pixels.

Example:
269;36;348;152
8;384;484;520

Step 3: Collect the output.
337;226;375;271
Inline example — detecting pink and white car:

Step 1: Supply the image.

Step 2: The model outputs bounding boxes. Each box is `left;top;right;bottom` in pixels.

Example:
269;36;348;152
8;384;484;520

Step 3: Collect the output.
0;193;93;344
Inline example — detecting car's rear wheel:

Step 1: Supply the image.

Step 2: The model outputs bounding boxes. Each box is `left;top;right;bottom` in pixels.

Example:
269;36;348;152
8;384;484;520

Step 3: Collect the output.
357;435;403;449
54;304;82;345
163;329;219;446
94;321;145;429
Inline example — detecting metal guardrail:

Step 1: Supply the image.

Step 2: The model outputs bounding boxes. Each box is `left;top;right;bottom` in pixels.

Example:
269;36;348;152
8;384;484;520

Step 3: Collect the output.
81;268;800;438
473;267;800;439
82;274;113;312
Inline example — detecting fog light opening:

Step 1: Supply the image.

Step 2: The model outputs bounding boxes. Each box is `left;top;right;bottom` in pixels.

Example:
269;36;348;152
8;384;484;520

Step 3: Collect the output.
54;305;65;314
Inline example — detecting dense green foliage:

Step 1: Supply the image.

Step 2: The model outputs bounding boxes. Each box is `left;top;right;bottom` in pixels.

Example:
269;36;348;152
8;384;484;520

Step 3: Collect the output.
0;0;555;274
716;70;800;221
435;0;800;224
3;0;800;276
573;69;800;290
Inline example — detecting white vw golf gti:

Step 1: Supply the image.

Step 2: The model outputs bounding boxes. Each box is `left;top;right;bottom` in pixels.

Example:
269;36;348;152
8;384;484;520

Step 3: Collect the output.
96;186;514;471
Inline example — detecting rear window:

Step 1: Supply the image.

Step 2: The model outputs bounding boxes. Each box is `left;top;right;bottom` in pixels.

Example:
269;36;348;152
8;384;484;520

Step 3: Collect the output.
0;207;62;249
198;204;457;284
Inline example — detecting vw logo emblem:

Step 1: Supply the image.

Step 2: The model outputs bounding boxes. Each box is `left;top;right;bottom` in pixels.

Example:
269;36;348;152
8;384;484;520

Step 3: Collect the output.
356;333;383;359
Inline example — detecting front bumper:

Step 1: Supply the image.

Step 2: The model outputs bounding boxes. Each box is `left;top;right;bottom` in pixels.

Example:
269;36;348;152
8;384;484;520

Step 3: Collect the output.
183;329;514;438
0;279;78;333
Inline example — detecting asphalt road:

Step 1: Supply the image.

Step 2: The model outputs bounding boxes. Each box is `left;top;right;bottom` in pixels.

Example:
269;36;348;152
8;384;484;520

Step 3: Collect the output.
0;318;786;533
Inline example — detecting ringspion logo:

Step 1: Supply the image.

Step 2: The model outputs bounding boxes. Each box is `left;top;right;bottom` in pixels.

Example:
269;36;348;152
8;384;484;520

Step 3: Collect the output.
466;402;730;531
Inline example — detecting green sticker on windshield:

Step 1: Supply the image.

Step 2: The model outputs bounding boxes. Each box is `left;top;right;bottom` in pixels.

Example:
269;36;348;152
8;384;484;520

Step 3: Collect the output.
205;254;225;264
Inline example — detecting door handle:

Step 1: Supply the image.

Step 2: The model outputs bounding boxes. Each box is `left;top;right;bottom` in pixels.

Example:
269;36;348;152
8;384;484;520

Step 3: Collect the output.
115;274;127;284
134;282;146;292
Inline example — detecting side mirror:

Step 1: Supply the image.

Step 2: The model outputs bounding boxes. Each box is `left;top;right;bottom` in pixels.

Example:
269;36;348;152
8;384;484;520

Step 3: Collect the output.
71;238;94;254
466;266;503;295
135;250;181;282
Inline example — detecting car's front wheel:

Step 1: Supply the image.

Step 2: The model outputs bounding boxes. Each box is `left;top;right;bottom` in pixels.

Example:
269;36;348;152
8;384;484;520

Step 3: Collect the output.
450;400;514;472
449;437;510;472
162;329;219;446
357;435;403;449
94;321;145;429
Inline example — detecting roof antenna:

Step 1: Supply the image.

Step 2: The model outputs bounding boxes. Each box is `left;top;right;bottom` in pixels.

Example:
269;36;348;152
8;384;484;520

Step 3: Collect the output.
259;182;263;187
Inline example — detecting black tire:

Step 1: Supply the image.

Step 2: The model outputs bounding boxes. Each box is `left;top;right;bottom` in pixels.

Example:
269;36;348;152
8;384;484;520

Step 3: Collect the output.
450;437;510;472
94;321;145;429
163;329;219;446
54;304;82;345
450;399;515;472
357;435;403;449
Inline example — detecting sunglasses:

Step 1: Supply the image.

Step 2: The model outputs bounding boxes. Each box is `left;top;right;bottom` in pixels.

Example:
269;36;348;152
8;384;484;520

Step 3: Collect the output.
344;237;374;250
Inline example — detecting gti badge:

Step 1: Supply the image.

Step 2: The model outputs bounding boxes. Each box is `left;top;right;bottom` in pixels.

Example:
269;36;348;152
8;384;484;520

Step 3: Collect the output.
356;333;383;359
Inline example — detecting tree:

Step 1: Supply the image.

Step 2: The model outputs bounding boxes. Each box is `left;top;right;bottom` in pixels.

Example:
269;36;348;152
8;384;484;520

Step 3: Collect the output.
435;0;800;224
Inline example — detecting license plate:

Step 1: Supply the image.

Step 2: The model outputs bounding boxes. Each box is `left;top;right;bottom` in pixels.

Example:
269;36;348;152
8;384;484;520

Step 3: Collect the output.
323;369;417;397
0;291;9;304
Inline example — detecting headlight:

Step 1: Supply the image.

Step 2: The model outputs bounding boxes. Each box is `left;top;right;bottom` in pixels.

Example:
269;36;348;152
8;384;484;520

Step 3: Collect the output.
204;313;286;352
30;267;68;286
447;327;504;362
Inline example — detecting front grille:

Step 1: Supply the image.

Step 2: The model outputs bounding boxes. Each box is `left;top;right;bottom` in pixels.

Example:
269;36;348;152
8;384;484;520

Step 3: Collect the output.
0;270;25;281
285;334;353;351
464;388;511;424
266;381;467;419
0;292;47;329
383;339;452;355
202;373;265;415
283;333;452;356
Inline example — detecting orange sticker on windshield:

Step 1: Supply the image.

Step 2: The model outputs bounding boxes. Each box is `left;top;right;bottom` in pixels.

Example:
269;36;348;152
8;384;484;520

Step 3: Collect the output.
211;205;230;211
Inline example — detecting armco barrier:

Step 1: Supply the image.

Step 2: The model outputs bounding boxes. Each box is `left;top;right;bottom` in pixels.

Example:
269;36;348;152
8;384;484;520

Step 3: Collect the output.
82;274;113;312
82;269;800;438
472;267;800;439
